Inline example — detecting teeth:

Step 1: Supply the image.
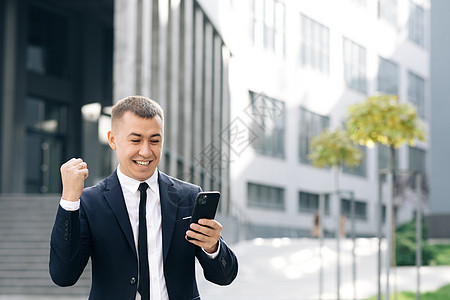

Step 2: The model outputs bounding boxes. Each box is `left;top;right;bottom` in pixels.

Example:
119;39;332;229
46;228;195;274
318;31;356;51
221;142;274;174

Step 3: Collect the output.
135;161;150;166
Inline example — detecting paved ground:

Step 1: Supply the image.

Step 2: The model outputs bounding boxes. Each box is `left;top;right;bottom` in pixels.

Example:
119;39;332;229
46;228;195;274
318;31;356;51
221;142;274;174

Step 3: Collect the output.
196;238;450;300
2;238;450;300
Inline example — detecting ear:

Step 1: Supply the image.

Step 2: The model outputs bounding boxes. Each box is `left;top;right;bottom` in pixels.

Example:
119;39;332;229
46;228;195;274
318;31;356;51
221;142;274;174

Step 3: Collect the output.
107;131;117;150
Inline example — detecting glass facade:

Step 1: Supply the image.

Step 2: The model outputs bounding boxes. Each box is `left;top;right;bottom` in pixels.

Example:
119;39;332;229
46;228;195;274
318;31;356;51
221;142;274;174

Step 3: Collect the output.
25;96;67;193
27;5;69;78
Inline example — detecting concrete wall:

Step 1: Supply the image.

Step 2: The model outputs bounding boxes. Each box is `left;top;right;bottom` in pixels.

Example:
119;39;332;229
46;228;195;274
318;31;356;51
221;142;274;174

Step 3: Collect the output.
430;0;450;214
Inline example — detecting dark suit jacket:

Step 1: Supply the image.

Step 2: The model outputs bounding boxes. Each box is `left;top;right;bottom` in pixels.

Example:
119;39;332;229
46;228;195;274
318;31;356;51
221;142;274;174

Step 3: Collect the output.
50;170;238;300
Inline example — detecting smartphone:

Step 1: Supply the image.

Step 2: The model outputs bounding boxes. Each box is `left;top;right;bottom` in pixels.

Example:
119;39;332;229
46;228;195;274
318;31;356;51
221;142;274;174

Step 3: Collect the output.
187;191;220;240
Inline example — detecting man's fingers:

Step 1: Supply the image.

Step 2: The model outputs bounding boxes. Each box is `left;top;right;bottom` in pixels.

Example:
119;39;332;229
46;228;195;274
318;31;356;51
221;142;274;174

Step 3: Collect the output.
60;158;88;202
81;168;89;179
186;219;222;253
198;219;222;230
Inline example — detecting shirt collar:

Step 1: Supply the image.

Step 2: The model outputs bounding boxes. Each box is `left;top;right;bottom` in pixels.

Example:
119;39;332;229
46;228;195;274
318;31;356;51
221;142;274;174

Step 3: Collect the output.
117;165;159;194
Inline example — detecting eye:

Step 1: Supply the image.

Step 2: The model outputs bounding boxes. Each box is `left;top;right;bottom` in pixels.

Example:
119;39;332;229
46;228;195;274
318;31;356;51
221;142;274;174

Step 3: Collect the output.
150;139;160;144
131;139;141;143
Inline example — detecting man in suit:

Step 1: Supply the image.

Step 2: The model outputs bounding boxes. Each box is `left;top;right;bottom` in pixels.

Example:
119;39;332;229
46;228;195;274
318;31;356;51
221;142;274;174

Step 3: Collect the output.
50;96;238;300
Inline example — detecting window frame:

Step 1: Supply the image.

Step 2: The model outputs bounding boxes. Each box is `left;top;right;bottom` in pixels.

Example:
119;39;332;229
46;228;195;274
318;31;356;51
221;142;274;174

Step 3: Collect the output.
247;182;286;210
343;37;367;94
299;107;330;164
300;13;329;74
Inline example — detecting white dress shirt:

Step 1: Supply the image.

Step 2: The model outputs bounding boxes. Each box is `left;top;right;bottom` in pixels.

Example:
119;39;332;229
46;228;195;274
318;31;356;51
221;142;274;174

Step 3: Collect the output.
116;167;168;300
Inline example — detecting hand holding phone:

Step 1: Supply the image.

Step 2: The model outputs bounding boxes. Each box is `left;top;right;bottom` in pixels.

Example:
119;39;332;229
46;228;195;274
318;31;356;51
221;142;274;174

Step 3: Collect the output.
187;191;220;241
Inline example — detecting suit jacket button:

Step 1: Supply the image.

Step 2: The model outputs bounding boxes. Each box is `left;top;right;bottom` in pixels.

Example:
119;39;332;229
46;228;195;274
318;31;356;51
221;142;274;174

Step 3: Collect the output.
221;257;227;268
130;277;136;284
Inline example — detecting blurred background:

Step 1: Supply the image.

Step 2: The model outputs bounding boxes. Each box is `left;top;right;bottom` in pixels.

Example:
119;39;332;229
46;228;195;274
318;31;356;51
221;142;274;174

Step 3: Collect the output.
1;0;450;299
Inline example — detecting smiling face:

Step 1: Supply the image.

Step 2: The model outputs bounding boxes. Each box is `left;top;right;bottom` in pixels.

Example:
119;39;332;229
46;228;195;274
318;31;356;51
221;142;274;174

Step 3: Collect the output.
108;111;164;181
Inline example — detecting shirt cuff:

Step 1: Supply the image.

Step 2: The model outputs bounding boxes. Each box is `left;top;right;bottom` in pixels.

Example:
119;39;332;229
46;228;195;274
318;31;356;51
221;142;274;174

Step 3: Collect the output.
60;198;80;211
202;241;221;259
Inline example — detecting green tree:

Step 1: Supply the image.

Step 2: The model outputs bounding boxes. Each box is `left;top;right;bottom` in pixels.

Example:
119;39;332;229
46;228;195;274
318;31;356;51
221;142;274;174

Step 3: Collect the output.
345;94;426;298
346;94;425;149
309;127;362;300
309;128;363;169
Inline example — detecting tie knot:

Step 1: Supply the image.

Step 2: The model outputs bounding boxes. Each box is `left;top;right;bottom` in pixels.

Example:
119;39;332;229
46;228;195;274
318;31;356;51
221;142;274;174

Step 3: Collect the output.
138;182;149;192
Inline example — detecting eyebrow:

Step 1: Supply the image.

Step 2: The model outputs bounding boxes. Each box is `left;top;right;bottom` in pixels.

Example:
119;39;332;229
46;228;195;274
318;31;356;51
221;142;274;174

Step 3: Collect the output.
127;133;162;138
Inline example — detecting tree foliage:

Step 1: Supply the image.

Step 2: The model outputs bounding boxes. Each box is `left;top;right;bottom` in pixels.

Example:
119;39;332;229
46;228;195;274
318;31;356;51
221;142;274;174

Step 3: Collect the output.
346;94;425;148
309;128;363;169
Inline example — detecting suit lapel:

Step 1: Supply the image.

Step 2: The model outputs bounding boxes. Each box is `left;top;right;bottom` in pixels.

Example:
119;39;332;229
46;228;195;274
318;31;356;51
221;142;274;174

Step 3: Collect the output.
103;171;137;257
158;171;179;262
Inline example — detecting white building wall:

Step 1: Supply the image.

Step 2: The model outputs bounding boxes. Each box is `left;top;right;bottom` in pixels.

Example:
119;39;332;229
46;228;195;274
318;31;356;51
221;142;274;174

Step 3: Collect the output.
198;0;430;238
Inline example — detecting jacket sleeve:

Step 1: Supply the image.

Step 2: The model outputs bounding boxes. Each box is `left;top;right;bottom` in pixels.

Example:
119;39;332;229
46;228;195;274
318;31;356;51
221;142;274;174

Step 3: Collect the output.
196;237;238;285
49;204;91;287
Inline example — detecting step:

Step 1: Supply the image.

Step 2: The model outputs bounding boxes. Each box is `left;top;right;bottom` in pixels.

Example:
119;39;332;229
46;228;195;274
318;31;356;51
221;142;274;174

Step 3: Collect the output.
0;287;89;296
0;263;49;271
0;195;91;296
0;241;49;249
0;255;49;263
0;248;49;256
0;234;51;243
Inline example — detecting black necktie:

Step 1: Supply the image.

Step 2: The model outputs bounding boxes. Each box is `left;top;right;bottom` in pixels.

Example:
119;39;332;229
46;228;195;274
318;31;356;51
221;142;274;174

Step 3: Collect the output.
138;182;150;300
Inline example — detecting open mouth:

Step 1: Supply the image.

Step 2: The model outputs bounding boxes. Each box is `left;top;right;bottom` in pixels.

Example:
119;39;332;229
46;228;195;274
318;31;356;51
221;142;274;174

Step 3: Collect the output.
134;160;151;166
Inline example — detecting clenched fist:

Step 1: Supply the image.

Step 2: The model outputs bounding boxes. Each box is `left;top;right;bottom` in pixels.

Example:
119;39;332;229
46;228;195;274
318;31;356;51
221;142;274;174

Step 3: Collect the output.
61;158;89;202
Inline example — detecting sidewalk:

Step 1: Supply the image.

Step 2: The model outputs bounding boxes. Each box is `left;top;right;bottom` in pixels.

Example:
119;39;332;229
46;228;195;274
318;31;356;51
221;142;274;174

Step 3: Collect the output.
197;238;450;300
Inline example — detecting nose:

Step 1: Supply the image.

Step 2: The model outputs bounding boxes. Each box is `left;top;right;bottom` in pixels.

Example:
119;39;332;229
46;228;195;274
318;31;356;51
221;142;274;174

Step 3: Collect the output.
139;142;152;157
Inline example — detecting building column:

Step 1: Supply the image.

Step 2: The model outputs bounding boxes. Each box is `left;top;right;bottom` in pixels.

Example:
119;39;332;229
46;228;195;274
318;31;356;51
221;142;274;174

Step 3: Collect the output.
1;0;19;192
168;0;181;177
221;46;231;215
202;22;213;191
193;6;205;187
113;0;138;101
182;0;194;182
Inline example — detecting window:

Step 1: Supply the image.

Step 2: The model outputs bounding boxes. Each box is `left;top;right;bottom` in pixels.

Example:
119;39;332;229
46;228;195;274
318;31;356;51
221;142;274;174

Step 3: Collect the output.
299;191;330;215
408;71;425;118
378;144;398;171
248;182;285;210
408;147;426;189
378;0;397;26
378;57;399;95
300;14;329;74
341;198;367;220
408;1;425;47
299;107;329;164
25;96;67;193
409;147;426;173
27;5;69;78
249;91;285;158
343;145;367;177
343;38;367;94
253;0;285;56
